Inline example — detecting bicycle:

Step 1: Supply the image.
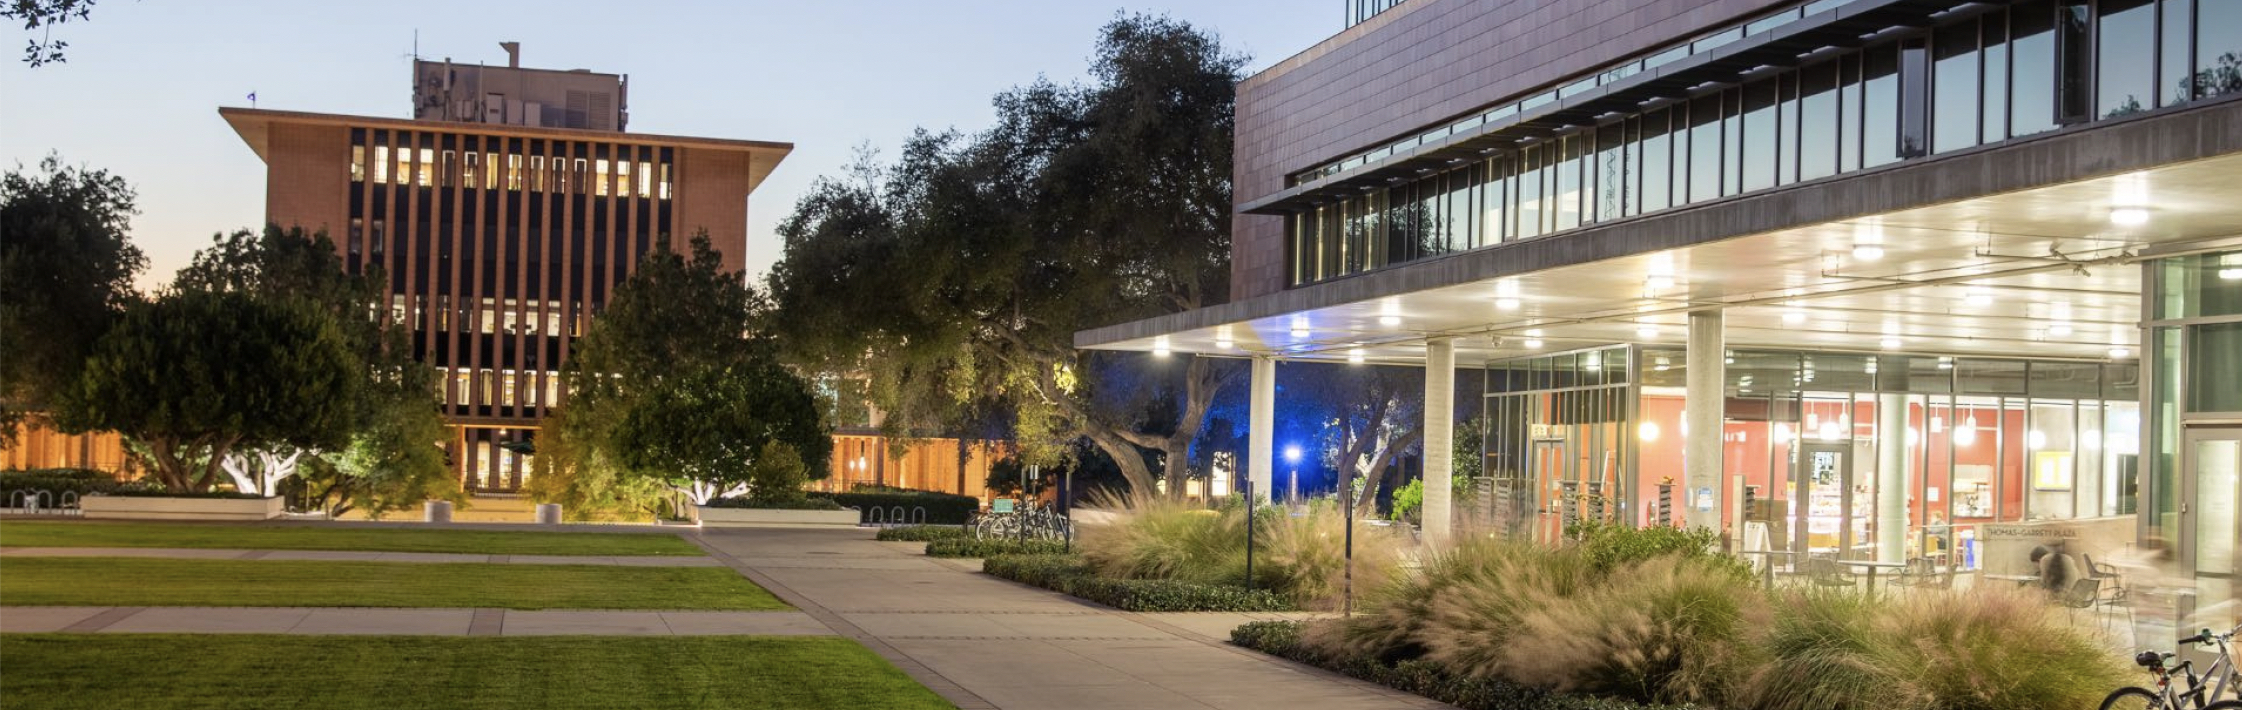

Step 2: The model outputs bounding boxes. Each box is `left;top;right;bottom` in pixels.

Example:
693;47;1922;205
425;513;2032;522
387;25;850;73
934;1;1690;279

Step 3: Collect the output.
2101;621;2242;710
971;500;1069;542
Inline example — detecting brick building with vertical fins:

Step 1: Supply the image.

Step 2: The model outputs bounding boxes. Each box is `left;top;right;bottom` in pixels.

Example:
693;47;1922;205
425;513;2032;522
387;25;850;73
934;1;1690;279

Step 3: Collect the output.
218;50;790;492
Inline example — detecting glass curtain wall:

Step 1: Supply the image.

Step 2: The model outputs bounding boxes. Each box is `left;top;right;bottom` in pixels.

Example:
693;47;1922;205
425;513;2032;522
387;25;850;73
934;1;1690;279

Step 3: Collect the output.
1486;347;2141;570
1480;347;1636;542
1289;0;2239;287
2144;249;2242;625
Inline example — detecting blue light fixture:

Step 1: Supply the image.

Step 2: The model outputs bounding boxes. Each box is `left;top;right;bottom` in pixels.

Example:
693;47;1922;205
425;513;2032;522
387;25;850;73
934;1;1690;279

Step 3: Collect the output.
1283;445;1302;464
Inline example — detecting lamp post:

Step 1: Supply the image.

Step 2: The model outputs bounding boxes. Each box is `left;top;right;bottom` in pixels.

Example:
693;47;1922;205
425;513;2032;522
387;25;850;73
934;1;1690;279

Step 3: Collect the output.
1284;445;1302;508
1342;464;1355;616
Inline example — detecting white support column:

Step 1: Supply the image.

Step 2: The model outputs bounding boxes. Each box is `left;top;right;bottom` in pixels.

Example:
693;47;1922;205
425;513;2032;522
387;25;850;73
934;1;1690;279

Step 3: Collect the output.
1685;312;1725;532
1424;338;1456;548
1876;390;1910;563
1249;356;1276;503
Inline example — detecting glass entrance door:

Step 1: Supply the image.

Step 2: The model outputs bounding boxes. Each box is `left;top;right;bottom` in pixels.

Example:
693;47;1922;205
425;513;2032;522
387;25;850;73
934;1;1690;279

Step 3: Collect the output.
1796;442;1855;557
2183;428;2241;580
1531;440;1569;542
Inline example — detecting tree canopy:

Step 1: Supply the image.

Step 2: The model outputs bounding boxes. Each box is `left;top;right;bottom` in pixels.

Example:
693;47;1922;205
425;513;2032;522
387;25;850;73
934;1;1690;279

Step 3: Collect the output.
767;14;1245;495
172;225;458;510
5;0;98;66
57;289;360;492
0;156;144;444
536;232;829;513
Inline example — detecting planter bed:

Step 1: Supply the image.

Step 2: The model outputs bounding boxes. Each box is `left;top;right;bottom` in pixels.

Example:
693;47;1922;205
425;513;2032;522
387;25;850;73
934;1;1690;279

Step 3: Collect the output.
981;553;1292;612
1228;621;1691;710
80;494;284;521
694;505;859;528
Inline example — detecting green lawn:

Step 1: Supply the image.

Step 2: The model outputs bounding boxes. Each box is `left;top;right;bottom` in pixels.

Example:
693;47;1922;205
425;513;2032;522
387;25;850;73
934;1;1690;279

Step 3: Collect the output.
0;557;788;610
0;635;954;710
0;520;705;556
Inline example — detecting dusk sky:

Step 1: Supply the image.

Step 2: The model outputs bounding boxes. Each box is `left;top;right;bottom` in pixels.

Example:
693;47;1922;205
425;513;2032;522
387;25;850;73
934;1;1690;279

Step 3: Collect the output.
0;1;1335;291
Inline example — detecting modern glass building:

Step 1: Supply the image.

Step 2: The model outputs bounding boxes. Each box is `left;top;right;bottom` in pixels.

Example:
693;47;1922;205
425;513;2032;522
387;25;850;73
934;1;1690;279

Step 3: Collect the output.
1079;0;2242;638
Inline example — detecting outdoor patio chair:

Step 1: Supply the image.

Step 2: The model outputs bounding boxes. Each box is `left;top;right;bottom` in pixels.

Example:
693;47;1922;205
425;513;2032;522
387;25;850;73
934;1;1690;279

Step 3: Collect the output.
1801;557;1857;588
2084;554;2127;603
2054;577;2102;609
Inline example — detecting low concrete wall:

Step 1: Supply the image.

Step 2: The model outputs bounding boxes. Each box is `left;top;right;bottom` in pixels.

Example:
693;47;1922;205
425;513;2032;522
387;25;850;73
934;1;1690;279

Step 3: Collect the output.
82;495;285;521
694;506;859;528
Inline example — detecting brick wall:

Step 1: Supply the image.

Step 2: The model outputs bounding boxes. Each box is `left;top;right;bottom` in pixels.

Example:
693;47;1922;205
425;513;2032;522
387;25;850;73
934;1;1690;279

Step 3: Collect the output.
1231;0;1784;300
674;148;754;275
264;123;350;236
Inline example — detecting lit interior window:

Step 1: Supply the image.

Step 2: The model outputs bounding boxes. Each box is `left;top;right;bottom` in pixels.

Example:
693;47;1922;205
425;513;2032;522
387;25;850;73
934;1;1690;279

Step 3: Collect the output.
372;146;390;184
350;146;365;183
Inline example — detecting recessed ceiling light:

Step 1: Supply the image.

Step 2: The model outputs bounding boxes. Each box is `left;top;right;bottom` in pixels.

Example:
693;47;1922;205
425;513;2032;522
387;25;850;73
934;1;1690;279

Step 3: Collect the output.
1852;244;1885;261
1880;336;1902;350
1289;327;1309;339
1496;298;1521;311
1783;309;1807;325
1647;275;1676;291
1523;338;1544;349
1347;348;1366;364
1153;337;1172;357
2048;323;2074;337
2108;346;2132;359
1214;338;1233;350
1379;315;1402;327
1637;323;1659;339
2109;207;2150;226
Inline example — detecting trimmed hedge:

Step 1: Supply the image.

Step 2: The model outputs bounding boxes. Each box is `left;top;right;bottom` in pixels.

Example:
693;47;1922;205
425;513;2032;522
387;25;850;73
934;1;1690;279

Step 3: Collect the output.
874;525;971;542
1;469;122;507
830;488;979;525
704;495;846;510
983;553;1293;612
1230;621;1697;710
924;537;1069;558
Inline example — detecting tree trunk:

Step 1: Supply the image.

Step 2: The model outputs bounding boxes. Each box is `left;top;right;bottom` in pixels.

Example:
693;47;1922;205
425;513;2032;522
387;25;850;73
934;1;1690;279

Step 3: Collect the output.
1084;427;1156;495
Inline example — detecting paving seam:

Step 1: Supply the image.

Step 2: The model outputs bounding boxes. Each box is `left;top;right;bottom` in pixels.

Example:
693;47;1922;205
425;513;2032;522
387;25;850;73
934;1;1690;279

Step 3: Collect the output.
687;533;997;710
56;607;142;632
467;608;505;636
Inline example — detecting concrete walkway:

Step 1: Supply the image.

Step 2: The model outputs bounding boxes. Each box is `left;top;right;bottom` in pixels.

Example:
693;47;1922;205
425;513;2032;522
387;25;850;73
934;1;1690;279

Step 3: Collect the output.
0;606;829;636
0;546;721;566
691;527;1451;710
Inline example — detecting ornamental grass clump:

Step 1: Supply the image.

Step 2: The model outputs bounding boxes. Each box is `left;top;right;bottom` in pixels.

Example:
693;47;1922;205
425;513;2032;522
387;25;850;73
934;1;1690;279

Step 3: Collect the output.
1074;489;1406;610
1864;585;2128;710
1496;556;1764;705
1733;589;1897;710
1077;489;1244;586
1252;497;1406;609
1286;524;2130;710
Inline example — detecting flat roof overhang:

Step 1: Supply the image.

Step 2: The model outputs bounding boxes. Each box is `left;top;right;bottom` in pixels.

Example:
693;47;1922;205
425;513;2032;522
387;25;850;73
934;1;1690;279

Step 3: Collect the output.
1077;97;2242;366
1243;0;2001;216
218;107;795;193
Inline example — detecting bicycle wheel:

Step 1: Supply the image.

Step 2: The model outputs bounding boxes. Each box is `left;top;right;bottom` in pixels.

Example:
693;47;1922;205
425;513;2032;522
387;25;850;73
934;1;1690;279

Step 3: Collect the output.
2099;687;2167;710
2203;701;2242;710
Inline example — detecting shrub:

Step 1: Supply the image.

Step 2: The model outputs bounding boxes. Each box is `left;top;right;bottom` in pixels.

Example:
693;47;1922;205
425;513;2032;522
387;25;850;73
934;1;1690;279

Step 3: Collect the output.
1733;589;1899;710
924;537;1069;558
1571;522;1746;578
744;441;810;503
1065;576;1292;612
874;525;971;542
984;553;1291;612
0;468;122;506
981;553;1092;589
829;488;979;525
